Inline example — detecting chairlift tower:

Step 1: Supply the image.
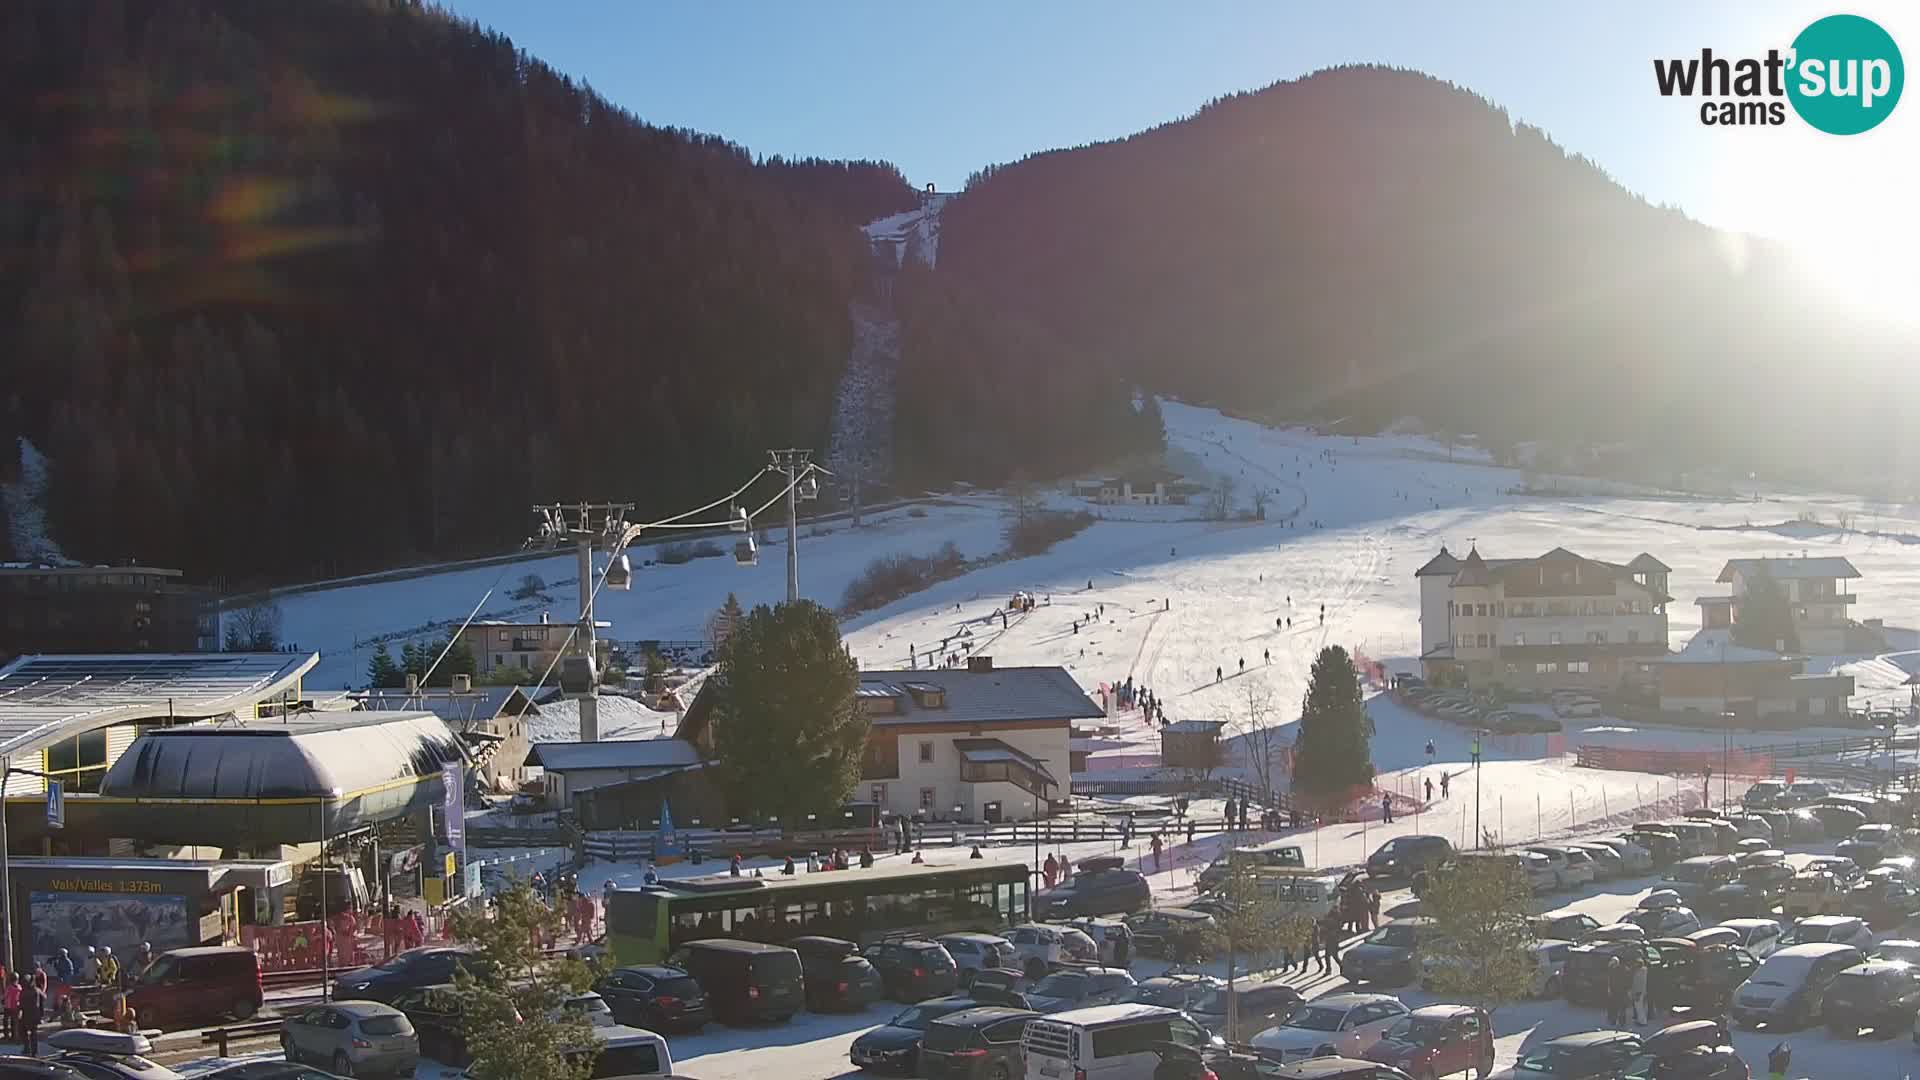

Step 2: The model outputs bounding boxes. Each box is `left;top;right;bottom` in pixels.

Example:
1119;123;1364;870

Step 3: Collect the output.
768;449;822;603
527;502;634;742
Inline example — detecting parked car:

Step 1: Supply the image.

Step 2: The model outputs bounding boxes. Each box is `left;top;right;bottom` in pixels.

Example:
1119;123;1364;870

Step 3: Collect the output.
1619;1021;1747;1080
1870;937;1920;965
1033;859;1151;918
1779;915;1876;951
1003;924;1097;980
918;1005;1038;1080
557;991;619;1031
1626;828;1683;867
1365;835;1455;881
1659;857;1738;908
1754;810;1796;843
1526;847;1594;890
1064;917;1137;967
1781;872;1844;920
1715;919;1785;959
1510;1030;1643;1077
1803;856;1862;888
1810;803;1869;840
1782;809;1827;843
1743;781;1788;810
1704;863;1793;920
332;946;492;1007
1838;823;1906;869
1124;909;1216;961
1249;993;1410;1063
1126;974;1223;1012
124;946;266;1031
388;983;496;1067
591;965;710;1032
1568;842;1626;880
667;939;805;1024
852;997;984;1075
1022;967;1136;1014
280;1001;418;1078
1729;942;1865;1029
1585;923;1648;943
1188;980;1303;1038
864;939;961;1003
1339;919;1427;987
936;934;1017;988
1563;941;1663;1006
1518;851;1560;894
1845;866;1920;928
1779;780;1831;808
1820;958;1920;1036
1587;836;1655;875
1627;906;1702;939
1724;812;1774;842
1646;938;1758;1013
966;968;1037;1009
1531;910;1601;943
1361;1004;1494;1080
791;936;887;1011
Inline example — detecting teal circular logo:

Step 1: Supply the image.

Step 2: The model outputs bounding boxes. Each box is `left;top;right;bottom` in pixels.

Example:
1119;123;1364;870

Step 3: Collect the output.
1786;14;1904;134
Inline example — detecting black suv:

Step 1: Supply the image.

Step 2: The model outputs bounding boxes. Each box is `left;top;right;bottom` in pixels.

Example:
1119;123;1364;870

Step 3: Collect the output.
1365;835;1454;881
592;964;711;1031
792;936;886;1011
1033;857;1151;918
332;946;492;1004
918;1006;1038;1080
1564;940;1662;1006
863;938;960;1002
1821;959;1920;1036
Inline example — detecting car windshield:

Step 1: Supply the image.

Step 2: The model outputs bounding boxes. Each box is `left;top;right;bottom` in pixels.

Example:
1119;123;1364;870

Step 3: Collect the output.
1519;1045;1595;1071
1131;981;1203;1007
1384;1015;1450;1045
1877;943;1920;964
890;1006;934;1030
1285;1006;1346;1032
1031;972;1085;996
1364;924;1418;947
1749;957;1812;987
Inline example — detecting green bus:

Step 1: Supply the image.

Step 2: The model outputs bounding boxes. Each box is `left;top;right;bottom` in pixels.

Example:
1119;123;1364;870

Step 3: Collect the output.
606;858;1032;964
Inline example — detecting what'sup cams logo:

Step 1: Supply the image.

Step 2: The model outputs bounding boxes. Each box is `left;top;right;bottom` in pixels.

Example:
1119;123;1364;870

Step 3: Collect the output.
1655;13;1903;133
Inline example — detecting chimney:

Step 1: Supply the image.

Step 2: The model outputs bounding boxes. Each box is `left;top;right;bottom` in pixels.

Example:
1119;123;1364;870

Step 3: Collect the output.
452;673;472;694
967;655;994;673
405;672;420;693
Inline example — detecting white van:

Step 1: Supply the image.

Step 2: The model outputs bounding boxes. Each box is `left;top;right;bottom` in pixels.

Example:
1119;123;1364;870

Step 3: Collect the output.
1022;1003;1210;1080
1253;871;1346;920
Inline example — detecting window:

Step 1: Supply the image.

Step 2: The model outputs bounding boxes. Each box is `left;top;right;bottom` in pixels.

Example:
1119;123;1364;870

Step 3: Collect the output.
1567;661;1591;674
1476;604;1488;617
918;741;934;763
1457;634;1470;649
1535;662;1558;674
1628;629;1640;643
498;629;510;643
1587;631;1607;644
1476;634;1489;648
1549;632;1562;645
919;787;936;809
1513;633;1526;646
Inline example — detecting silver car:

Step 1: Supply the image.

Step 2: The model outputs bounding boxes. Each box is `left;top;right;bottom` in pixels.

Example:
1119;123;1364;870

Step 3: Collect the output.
282;1000;419;1077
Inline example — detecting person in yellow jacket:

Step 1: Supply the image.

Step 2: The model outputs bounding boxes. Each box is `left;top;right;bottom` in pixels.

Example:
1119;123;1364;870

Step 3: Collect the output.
95;947;119;989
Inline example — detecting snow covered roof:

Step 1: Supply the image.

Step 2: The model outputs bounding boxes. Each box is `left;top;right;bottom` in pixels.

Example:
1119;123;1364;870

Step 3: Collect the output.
351;686;538;728
854;666;1103;726
1163;719;1226;735
1414;547;1461;577
0;652;317;761
1718;557;1860;583
525;737;703;772
953;737;1059;785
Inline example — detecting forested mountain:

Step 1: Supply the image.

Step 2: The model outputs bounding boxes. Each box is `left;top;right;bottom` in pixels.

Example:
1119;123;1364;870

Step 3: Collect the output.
0;0;913;582
905;66;1916;487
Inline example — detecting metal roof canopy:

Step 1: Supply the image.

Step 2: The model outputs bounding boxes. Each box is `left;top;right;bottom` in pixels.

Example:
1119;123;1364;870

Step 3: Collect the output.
0;652;317;759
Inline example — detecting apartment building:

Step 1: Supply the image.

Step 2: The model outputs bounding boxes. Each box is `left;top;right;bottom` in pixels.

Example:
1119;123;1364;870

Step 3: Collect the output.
1702;556;1862;655
1417;545;1672;692
457;615;610;678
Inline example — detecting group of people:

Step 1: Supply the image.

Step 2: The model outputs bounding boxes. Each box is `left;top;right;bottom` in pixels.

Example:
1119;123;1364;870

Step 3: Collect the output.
1;939;163;1051
778;847;877;876
0;968;50;1053
1604;951;1654;1028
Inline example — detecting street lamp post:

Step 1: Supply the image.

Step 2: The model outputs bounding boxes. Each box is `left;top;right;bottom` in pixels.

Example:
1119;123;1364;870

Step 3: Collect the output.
0;757;57;973
318;786;341;1000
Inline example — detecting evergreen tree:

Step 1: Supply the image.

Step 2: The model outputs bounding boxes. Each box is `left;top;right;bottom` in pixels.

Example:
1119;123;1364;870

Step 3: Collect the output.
712;600;865;823
706;592;745;650
1419;854;1539;1014
368;643;403;689
446;880;599;1080
400;642;423;681
1292;645;1374;806
425;632;477;687
1731;567;1800;654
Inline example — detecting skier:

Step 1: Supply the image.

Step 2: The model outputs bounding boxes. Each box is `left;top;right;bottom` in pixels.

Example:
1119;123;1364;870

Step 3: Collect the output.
1381;793;1393;824
1150;833;1164;872
1238;658;1245;674
1441;772;1450;798
1216;666;1223;682
1425;776;1434;802
1264;649;1270;664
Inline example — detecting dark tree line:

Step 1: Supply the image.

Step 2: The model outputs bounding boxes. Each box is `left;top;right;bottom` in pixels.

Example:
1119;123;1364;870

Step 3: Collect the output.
912;65;1917;485
0;0;912;583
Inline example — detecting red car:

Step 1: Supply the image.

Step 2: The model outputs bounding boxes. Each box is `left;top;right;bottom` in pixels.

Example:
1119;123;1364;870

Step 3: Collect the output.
1362;1003;1494;1079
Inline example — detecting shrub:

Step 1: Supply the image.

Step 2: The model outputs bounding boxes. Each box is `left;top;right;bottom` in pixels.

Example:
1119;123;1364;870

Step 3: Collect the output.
657;541;694;564
509;573;546;600
690;539;723;559
843;542;967;614
1005;509;1095;557
908;506;928;518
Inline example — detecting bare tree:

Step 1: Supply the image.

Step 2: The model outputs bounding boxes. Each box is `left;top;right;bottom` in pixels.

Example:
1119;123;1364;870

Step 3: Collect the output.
1250;487;1269;520
1007;467;1040;527
224;598;283;652
1207;473;1237;520
1220;676;1288;804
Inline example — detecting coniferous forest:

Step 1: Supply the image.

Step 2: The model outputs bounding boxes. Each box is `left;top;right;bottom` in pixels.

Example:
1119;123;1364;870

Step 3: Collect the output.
5;12;1916;585
0;0;913;582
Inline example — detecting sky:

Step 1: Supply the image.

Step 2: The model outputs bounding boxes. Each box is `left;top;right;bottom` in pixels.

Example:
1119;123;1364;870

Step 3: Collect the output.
441;1;1918;315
